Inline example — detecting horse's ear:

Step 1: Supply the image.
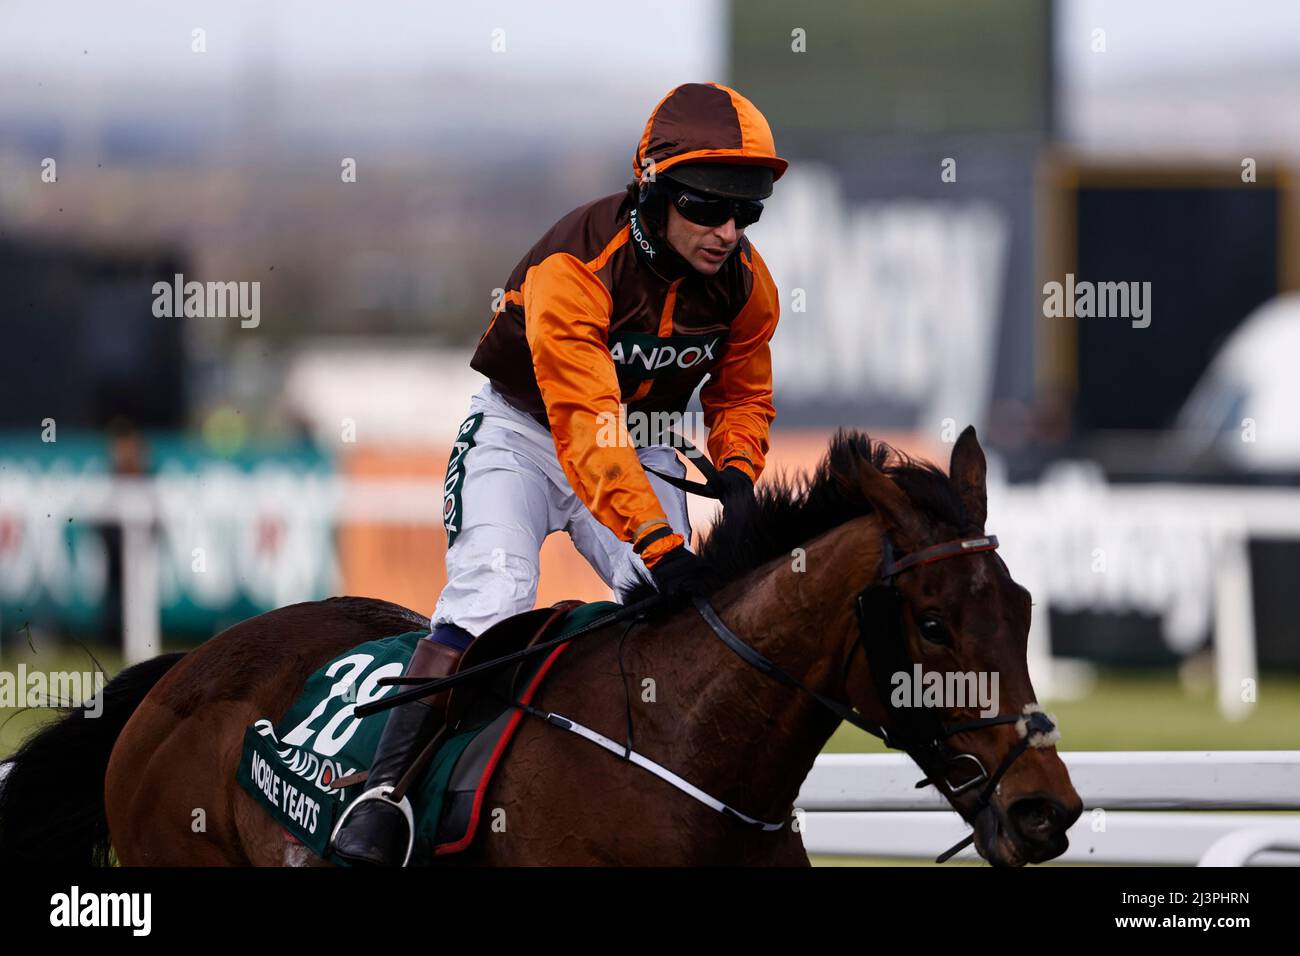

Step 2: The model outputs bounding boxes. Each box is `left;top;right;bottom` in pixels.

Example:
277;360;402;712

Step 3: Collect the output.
846;454;927;549
949;425;987;529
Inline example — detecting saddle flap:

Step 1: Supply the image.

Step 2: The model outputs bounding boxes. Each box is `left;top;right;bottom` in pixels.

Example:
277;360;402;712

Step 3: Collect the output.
445;602;582;726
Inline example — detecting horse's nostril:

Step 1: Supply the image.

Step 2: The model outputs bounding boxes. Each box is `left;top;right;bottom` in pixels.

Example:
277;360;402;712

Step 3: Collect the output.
1008;796;1065;839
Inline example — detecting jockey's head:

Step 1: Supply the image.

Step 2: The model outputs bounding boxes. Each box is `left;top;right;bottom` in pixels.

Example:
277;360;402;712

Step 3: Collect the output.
633;83;787;276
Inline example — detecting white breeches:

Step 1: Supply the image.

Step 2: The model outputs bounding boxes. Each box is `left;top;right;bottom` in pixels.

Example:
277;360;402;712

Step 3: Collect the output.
432;382;692;636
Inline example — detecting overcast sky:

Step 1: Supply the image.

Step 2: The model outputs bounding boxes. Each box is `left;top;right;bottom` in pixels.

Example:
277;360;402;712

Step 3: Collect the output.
0;0;724;81
4;0;1298;86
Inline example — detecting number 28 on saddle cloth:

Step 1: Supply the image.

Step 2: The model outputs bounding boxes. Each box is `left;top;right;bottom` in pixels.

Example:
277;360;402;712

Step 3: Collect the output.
235;601;618;865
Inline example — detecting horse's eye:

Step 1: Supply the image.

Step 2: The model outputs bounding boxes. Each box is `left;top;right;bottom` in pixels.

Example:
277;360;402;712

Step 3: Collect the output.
918;615;951;646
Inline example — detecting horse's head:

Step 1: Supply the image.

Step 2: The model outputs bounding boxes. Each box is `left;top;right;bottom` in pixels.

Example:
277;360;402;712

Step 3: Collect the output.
839;426;1082;866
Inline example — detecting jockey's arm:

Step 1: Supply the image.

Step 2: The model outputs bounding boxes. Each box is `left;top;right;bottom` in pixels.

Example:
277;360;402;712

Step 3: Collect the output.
699;246;780;482
524;252;684;567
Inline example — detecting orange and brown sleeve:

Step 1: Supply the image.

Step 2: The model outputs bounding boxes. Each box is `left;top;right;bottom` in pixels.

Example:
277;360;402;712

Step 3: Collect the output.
523;252;684;566
700;246;779;482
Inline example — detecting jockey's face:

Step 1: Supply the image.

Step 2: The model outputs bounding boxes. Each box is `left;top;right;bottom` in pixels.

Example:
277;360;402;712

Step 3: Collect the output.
665;203;742;276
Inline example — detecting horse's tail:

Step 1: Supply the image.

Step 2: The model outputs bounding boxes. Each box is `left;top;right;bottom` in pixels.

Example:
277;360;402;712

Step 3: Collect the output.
0;651;185;867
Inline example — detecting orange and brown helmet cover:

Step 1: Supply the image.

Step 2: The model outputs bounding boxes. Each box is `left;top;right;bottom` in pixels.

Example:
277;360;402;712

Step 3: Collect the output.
633;82;788;186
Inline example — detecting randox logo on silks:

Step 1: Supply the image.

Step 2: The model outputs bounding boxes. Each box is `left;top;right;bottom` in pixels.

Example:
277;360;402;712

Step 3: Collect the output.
628;206;656;259
607;331;725;384
443;413;483;547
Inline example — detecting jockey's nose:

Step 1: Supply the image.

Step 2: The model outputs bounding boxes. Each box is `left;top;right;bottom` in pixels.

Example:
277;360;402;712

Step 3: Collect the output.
713;219;738;242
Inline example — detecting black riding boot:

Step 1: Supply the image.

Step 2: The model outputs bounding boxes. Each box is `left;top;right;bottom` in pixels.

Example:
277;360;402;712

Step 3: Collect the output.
330;624;473;866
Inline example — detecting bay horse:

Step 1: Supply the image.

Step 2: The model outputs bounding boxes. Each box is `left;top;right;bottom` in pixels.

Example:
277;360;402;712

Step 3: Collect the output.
0;426;1081;866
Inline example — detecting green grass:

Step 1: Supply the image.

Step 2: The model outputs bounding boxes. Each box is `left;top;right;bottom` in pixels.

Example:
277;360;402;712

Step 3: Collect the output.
0;642;125;760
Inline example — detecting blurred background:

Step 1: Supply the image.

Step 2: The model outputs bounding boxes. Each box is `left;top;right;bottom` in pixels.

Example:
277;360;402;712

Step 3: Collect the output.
2;0;1299;770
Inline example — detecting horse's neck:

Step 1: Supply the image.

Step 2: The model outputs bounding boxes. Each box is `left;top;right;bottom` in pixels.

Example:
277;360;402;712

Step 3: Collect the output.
672;515;883;822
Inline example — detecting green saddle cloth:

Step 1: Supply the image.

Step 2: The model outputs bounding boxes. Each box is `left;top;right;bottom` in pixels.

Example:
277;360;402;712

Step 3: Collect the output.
235;601;620;864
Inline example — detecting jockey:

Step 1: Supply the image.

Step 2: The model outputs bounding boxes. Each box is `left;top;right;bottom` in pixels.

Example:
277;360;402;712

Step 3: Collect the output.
332;82;786;866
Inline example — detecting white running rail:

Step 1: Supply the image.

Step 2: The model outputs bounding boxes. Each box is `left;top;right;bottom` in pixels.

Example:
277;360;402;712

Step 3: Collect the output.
798;751;1300;866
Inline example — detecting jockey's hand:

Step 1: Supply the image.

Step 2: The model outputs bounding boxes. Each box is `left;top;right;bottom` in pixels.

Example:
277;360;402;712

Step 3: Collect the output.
649;545;720;602
717;465;759;530
715;466;756;516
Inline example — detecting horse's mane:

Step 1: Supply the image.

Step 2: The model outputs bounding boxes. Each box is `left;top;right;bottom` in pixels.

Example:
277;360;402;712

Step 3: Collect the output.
625;429;969;602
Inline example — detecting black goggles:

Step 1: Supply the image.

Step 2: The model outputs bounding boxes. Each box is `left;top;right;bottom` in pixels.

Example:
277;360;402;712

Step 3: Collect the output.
669;187;764;229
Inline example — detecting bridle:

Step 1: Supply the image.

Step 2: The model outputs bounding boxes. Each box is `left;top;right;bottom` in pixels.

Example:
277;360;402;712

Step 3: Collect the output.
693;529;1061;863
867;533;1060;858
